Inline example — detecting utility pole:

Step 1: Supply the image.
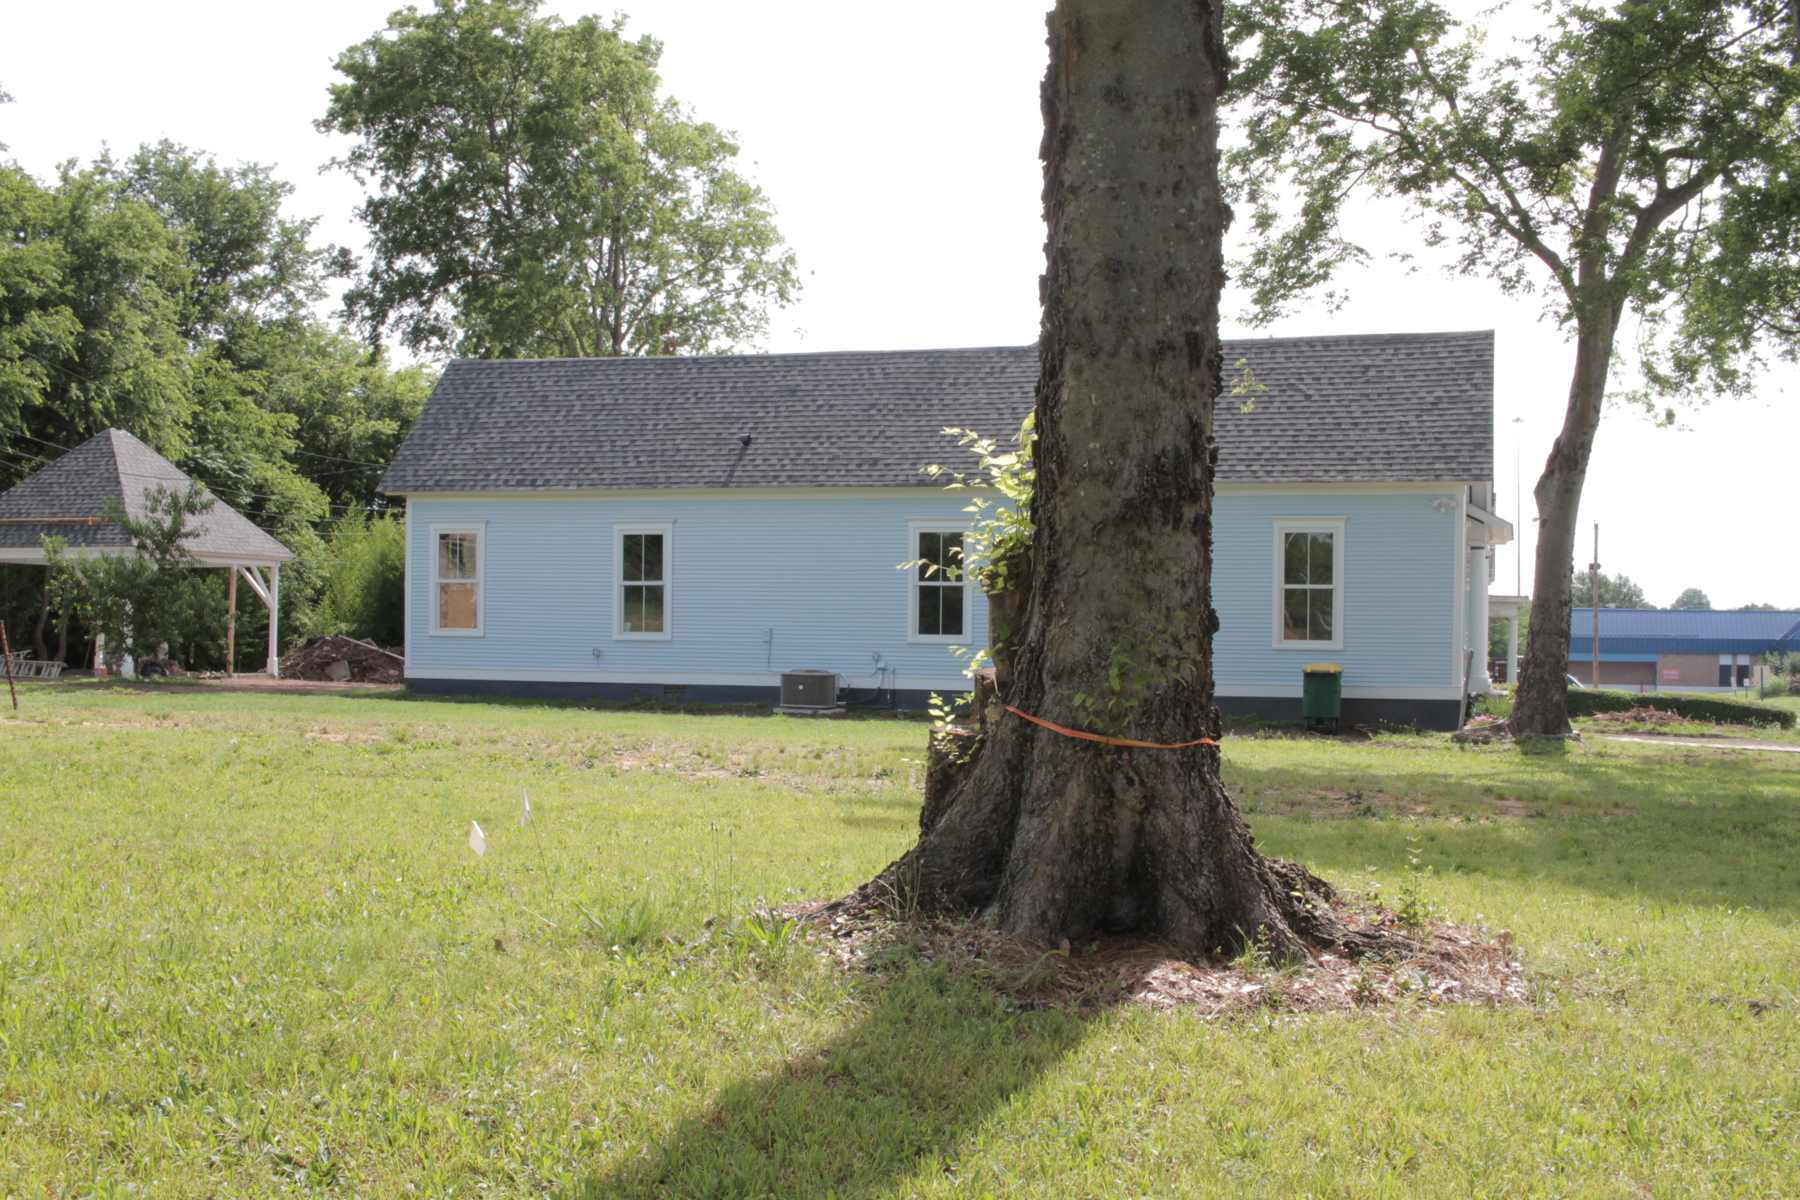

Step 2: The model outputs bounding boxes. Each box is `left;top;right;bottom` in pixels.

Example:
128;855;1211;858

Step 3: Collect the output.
1590;523;1601;688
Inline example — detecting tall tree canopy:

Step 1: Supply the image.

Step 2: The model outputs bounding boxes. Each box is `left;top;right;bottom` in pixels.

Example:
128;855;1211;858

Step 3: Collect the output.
0;144;433;665
0;145;430;512
1227;0;1800;735
1669;587;1712;609
1571;570;1647;608
319;0;799;359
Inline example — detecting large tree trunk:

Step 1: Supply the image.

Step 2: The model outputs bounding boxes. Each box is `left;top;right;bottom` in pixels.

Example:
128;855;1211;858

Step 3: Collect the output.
1511;319;1614;737
849;0;1366;962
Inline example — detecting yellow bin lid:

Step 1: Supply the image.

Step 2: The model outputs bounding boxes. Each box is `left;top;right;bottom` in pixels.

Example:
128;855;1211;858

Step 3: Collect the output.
1303;663;1343;674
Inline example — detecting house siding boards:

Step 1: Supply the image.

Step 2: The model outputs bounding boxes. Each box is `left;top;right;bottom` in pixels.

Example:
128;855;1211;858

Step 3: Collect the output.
404;485;1467;725
405;491;989;702
1211;488;1459;692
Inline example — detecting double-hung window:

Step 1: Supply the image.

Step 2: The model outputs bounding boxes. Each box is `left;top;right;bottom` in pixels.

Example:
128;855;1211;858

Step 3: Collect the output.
1272;519;1344;649
909;522;969;643
430;521;485;635
613;521;672;639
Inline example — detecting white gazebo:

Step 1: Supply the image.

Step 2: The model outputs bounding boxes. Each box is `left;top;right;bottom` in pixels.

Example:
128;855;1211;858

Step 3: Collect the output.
0;428;295;675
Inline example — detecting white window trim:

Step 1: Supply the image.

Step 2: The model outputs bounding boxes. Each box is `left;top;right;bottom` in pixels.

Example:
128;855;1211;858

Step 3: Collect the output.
1271;517;1346;651
429;520;486;637
612;520;674;641
907;519;973;645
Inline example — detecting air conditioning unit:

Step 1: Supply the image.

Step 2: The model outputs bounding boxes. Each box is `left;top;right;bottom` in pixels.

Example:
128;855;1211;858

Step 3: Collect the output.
779;669;841;714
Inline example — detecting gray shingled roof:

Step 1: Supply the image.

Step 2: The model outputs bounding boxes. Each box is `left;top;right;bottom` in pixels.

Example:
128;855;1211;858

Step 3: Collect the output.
378;330;1494;494
0;429;294;563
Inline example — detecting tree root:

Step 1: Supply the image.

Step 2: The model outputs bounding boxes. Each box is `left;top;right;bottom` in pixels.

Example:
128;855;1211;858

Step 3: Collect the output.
786;898;1525;1013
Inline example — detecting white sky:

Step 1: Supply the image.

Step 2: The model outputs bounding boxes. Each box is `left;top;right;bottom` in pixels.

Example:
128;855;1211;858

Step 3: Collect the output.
4;0;1795;608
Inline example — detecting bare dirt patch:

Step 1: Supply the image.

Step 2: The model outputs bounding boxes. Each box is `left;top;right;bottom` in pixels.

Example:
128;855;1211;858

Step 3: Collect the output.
783;899;1529;1015
1589;707;1689;729
1583;710;1798;747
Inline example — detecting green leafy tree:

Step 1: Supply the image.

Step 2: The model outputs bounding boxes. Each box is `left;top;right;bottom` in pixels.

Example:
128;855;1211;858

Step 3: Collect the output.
1669;587;1712;609
318;0;799;359
1571;570;1647;608
1227;0;1800;736
104;142;432;514
1736;602;1784;610
42;483;221;668
0;145;435;656
0;162;192;473
110;140;351;341
310;514;406;646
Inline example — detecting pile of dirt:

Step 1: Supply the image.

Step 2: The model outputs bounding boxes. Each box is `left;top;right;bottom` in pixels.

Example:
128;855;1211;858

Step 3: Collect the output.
781;898;1529;1014
278;635;404;684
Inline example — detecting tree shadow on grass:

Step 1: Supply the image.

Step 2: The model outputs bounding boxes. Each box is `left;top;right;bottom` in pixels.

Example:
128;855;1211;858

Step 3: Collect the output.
572;959;1094;1199
1234;747;1800;915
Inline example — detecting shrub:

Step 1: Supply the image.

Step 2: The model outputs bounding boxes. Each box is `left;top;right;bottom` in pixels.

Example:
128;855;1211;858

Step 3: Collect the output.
44;484;222;668
310;515;405;647
1566;688;1795;729
1472;690;1513;719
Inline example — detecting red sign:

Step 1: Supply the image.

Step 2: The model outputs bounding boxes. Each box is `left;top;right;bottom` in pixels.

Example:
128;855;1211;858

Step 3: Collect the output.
1661;668;1680;681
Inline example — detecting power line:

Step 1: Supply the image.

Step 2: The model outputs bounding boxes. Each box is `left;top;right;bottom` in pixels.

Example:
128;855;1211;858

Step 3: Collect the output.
14;350;97;388
290;447;389;468
0;445;53;466
9;430;74;453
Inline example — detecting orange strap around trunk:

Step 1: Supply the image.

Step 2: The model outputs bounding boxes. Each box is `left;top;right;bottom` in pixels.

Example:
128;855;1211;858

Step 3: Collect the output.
1003;705;1218;749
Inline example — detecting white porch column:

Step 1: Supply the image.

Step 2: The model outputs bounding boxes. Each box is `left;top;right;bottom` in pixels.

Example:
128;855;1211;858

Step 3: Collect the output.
1472;548;1493;692
1506;613;1520;684
266;562;281;677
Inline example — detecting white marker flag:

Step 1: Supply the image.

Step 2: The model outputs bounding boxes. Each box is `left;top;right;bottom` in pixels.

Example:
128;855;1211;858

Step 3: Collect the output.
521;788;532;828
469;820;487;858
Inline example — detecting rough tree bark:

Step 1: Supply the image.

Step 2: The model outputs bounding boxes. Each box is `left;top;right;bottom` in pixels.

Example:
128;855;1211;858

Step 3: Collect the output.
1509;146;1638;739
848;0;1375;962
1510;323;1614;737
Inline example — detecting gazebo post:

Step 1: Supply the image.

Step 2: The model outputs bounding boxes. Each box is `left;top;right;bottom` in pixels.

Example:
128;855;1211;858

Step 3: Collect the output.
226;565;237;678
266;562;280;677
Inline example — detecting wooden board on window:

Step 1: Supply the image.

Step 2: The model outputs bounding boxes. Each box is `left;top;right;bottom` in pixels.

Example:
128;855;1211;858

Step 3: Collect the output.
440;582;478;629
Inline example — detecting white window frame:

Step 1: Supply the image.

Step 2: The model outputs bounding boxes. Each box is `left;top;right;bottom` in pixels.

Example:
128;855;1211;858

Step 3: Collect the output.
1271;518;1345;651
907;519;972;645
429;520;486;637
612;520;674;641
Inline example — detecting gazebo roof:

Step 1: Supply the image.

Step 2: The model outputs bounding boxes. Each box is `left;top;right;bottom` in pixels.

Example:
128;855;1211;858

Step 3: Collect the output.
0;429;294;566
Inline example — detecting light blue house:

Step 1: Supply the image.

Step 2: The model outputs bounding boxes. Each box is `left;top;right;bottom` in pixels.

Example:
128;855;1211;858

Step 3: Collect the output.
377;331;1509;728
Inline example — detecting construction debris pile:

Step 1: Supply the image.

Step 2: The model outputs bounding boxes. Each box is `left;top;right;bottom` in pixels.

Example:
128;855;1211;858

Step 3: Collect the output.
278;635;404;684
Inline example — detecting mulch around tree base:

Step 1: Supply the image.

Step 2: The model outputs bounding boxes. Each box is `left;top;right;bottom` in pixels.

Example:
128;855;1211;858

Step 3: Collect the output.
780;899;1529;1015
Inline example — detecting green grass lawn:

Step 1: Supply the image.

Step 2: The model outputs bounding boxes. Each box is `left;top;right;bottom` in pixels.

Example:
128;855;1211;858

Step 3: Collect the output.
3;683;1797;1197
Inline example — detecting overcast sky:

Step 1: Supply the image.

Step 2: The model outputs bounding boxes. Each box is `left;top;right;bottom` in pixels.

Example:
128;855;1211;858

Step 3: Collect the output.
4;0;1795;608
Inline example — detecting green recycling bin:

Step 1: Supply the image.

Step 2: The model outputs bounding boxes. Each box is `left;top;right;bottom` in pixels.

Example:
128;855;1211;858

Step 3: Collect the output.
1302;663;1343;733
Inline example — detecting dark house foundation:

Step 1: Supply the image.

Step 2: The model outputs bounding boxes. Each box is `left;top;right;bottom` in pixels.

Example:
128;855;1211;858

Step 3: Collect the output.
407;677;1462;730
